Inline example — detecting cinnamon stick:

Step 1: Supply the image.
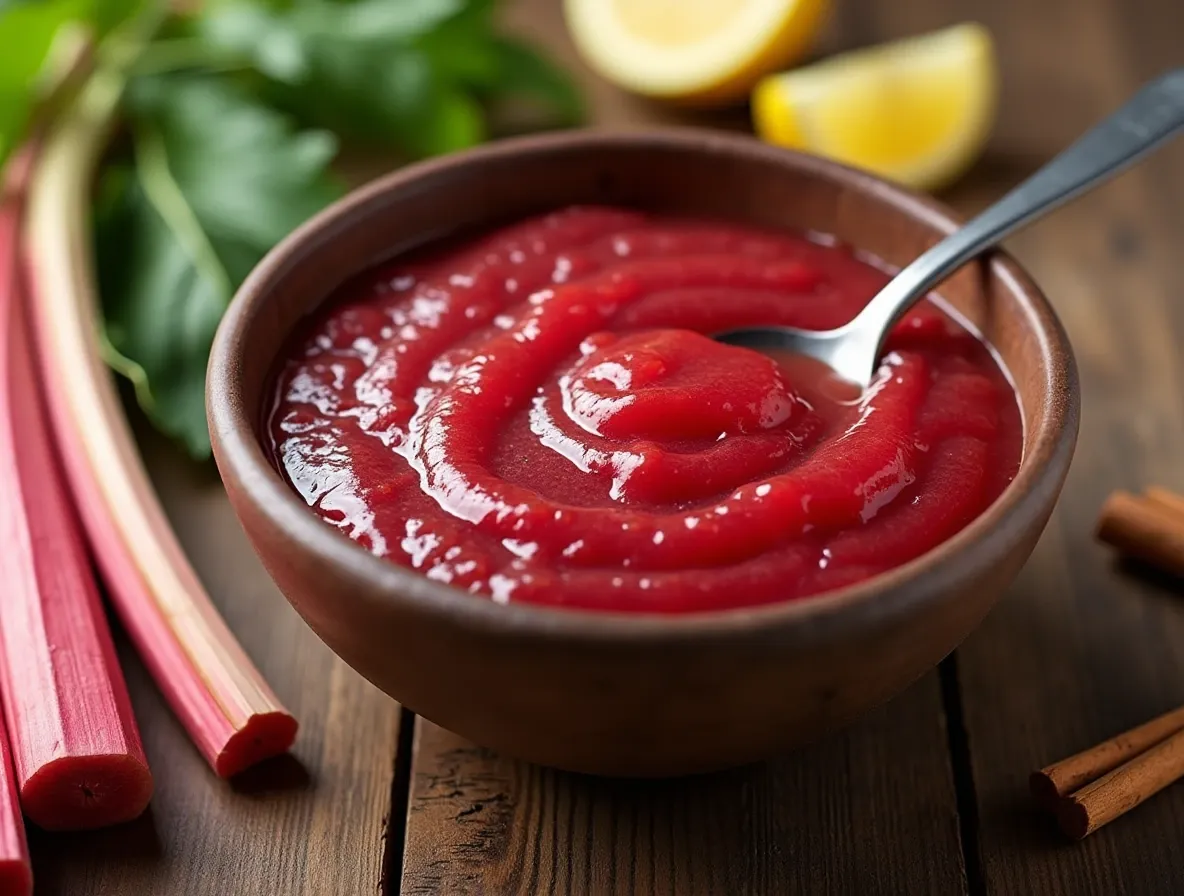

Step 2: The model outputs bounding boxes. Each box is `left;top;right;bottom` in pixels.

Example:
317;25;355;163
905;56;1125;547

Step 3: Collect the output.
1034;484;1184;837
1057;727;1184;839
1095;490;1184;577
1030;705;1184;807
1145;486;1184;521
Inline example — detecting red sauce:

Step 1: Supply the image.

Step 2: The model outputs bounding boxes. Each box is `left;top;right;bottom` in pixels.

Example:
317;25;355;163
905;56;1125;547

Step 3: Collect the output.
268;206;1022;612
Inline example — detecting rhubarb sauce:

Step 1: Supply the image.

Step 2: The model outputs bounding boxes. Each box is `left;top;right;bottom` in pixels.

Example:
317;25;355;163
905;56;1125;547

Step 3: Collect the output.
267;206;1022;612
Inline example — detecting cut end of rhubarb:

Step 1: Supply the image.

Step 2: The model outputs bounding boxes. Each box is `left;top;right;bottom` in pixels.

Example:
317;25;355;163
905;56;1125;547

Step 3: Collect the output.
21;753;153;831
215;712;299;779
0;859;31;896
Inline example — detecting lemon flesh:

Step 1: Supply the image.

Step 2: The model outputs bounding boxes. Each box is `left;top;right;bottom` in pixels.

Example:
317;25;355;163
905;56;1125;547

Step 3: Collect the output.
753;23;998;190
565;0;830;104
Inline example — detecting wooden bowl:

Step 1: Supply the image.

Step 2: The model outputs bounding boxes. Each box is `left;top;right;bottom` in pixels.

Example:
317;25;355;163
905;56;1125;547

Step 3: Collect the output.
208;130;1079;777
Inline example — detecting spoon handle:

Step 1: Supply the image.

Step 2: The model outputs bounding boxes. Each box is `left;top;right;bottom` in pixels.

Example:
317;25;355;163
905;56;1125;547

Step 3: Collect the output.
858;68;1184;338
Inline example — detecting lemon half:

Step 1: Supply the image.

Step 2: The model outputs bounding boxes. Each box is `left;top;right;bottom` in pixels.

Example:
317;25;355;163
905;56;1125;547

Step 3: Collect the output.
753;23;998;190
564;0;830;104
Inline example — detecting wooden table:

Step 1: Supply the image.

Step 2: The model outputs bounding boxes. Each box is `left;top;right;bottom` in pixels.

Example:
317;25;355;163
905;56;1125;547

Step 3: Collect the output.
31;0;1184;892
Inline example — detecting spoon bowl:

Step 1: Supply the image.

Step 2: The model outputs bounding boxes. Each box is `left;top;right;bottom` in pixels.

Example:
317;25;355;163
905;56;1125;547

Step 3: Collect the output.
717;68;1184;386
714;321;882;388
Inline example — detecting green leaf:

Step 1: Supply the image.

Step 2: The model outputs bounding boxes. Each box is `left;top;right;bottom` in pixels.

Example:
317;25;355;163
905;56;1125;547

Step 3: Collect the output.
486;37;583;126
291;0;465;44
0;0;150;165
0;0;88;166
97;75;341;457
411;0;500;86
413;86;485;155
197;0;463;71
93;0;150;33
95;166;228;457
189;0;580;158
194;0;483;155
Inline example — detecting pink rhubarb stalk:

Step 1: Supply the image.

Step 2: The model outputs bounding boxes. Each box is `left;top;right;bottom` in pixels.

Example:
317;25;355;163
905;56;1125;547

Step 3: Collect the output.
0;176;31;896
0;727;29;896
24;70;297;778
1;151;152;833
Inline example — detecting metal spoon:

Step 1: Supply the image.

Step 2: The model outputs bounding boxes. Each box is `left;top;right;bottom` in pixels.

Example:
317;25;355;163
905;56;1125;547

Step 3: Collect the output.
716;68;1184;387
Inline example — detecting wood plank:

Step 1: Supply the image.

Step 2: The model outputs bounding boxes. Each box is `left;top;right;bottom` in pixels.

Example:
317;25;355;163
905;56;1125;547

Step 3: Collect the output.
28;420;404;895
396;8;969;892
401;681;967;896
938;0;1184;891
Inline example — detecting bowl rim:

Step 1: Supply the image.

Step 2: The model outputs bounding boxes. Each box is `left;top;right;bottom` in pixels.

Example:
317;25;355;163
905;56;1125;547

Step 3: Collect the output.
207;127;1079;646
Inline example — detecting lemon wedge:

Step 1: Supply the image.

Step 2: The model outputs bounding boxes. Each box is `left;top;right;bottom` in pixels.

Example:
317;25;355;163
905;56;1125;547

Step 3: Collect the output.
564;0;830;104
753;23;998;190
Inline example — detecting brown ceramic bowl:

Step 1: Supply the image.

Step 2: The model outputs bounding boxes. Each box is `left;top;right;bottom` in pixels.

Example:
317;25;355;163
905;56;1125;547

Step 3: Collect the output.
208;129;1078;777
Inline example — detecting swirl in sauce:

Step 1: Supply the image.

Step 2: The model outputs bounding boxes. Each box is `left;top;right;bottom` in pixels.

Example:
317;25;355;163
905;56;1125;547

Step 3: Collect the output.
268;206;1022;612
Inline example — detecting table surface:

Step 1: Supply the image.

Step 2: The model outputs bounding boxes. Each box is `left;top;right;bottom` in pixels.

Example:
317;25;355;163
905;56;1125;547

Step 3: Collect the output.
30;0;1184;892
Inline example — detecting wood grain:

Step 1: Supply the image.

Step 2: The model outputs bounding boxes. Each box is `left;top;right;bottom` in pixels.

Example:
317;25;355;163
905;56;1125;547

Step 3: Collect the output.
28;421;403;896
395;1;971;892
401;684;967;896
937;0;1184;892
29;0;1184;891
405;0;1184;893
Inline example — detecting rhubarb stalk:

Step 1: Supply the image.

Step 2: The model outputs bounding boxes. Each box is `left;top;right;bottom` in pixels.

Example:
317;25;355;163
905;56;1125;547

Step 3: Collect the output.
24;69;297;778
1;148;152;834
0;161;35;896
0;728;29;896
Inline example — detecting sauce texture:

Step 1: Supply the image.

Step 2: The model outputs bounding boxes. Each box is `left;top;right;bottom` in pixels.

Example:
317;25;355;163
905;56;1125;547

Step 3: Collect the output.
268;206;1022;612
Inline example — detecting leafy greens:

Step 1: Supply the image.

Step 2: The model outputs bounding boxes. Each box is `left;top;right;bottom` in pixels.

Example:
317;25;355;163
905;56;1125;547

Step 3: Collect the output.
1;0;581;457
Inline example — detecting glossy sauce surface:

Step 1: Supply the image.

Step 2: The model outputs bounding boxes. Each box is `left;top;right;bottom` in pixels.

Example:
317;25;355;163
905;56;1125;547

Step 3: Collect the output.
268;206;1022;612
